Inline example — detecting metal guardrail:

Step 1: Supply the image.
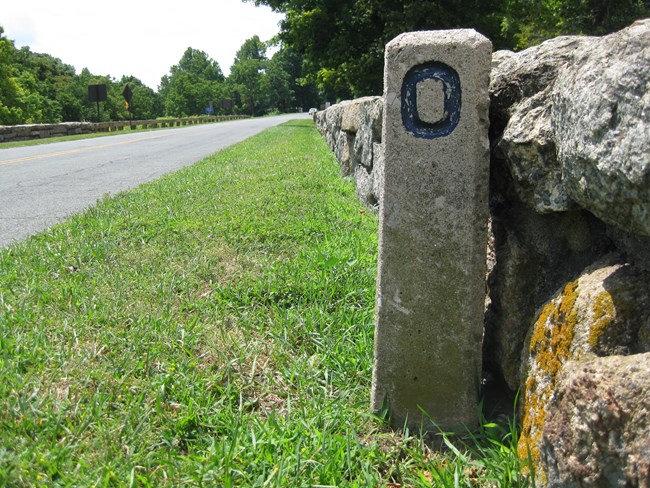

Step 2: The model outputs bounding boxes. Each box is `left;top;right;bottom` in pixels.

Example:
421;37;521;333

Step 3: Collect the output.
94;115;250;132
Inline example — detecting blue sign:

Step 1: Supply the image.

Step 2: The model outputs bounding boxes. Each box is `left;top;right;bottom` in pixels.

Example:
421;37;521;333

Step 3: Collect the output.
205;107;215;115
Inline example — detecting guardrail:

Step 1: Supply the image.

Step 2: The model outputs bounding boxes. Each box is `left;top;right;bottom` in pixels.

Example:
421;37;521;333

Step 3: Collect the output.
95;115;250;132
0;115;251;143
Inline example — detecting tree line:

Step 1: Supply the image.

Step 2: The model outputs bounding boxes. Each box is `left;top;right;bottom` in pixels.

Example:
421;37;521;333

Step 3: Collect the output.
2;0;648;125
248;0;649;98
0;27;319;125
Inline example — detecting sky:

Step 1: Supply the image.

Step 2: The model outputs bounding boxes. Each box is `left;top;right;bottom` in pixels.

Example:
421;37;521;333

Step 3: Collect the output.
1;0;285;90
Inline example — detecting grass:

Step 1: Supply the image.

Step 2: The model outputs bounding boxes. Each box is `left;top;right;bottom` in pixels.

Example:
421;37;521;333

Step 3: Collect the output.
0;119;533;486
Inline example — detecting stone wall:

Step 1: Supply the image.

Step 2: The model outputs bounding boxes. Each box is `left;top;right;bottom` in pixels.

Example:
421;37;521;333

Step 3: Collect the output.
0;122;96;142
315;19;650;487
0;115;249;143
314;96;384;207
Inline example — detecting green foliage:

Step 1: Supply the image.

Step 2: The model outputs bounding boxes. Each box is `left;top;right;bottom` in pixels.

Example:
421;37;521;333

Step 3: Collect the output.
3;0;648;124
0;28;41;124
160;47;226;117
223;36;320;116
0;25;164;124
228;39;319;116
272;46;320;111
0;24;309;124
265;53;294;112
503;0;649;49
120;76;162;120
249;0;649;97
177;47;225;82
248;0;512;97
229;36;269;116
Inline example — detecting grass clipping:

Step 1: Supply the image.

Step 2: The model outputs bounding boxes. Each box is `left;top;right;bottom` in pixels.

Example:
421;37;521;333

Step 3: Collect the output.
0;120;530;486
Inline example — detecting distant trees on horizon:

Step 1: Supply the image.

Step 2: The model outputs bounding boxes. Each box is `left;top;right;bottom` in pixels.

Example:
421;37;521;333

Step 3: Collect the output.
3;0;648;124
0;28;319;125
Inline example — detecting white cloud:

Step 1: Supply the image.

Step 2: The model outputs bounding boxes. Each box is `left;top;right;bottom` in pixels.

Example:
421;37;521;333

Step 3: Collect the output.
1;0;284;89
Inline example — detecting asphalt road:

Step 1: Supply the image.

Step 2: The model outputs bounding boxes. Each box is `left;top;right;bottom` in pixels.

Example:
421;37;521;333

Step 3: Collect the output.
0;113;309;248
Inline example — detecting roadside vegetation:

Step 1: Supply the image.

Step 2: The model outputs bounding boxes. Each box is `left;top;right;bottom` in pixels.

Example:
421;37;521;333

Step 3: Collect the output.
3;1;647;126
0;120;533;486
0;30;316;125
251;0;648;97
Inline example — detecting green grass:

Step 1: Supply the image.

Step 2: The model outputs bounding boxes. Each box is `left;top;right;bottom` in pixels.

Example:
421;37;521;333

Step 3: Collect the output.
0;119;533;486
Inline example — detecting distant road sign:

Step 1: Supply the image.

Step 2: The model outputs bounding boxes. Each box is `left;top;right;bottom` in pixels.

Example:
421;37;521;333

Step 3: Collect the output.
122;85;133;103
88;84;108;102
205;107;215;115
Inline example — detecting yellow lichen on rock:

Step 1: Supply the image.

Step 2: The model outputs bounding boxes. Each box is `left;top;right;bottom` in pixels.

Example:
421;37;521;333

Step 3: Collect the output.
518;280;579;475
588;291;615;350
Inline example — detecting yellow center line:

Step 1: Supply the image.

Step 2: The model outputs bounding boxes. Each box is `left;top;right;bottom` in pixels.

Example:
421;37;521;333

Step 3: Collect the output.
0;133;172;166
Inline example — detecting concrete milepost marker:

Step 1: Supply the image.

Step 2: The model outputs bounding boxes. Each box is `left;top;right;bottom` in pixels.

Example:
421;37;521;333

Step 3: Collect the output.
371;30;492;430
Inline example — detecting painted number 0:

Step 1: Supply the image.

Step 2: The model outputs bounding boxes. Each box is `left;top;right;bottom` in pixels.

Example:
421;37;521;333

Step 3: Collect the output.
401;61;461;139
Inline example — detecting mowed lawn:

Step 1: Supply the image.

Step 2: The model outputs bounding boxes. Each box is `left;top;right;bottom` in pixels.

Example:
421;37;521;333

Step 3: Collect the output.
0;120;531;487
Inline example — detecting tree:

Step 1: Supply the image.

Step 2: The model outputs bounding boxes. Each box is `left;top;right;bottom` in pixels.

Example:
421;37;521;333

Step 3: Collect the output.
175;47;225;82
248;0;648;97
229;36;268;116
13;48;81;122
267;47;319;112
502;0;649;49
161;48;225;117
247;0;510;97
120;76;162;120
0;26;24;124
1;23;166;124
265;49;293;113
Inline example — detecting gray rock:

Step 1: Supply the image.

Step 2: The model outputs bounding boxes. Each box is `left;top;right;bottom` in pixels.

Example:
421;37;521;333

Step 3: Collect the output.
498;93;570;212
352;97;382;170
372;28;492;431
607;225;650;272
490;36;594;213
335;131;354;176
341;96;378;133
487;40;604;383
320;101;347;152
490;49;516;72
371;142;384;206
314;97;383;203
354;164;374;206
541;353;650;488
554;19;650;236
487;20;650;399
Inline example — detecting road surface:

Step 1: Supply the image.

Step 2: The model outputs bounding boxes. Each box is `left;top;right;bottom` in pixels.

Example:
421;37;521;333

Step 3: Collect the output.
0;114;309;247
